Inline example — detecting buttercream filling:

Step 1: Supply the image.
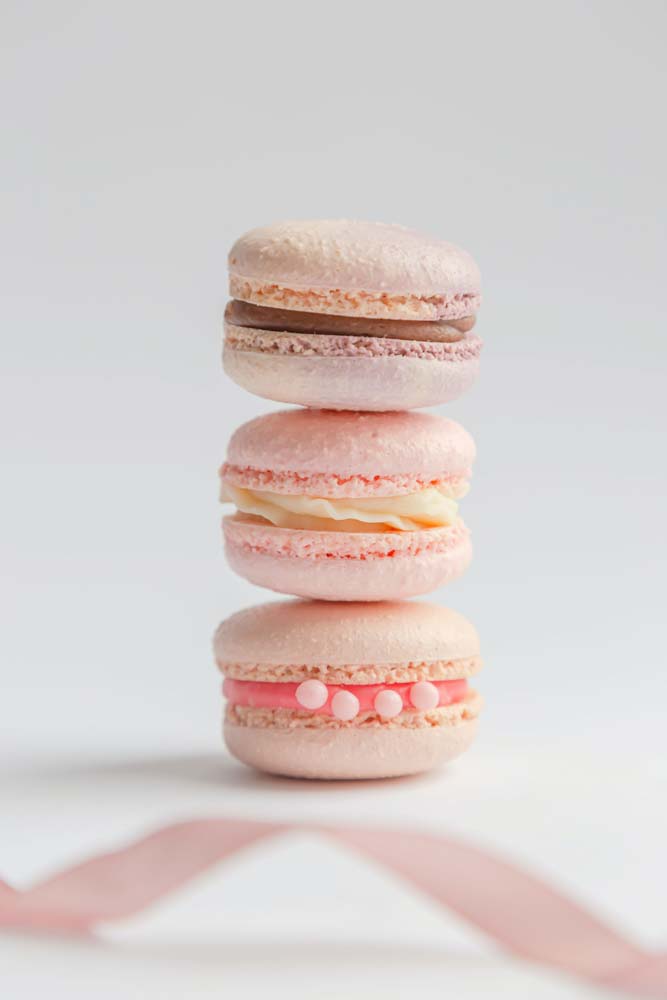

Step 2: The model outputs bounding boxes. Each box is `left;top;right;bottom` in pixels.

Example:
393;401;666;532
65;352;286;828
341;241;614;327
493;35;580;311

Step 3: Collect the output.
220;483;460;532
223;678;468;718
225;300;474;343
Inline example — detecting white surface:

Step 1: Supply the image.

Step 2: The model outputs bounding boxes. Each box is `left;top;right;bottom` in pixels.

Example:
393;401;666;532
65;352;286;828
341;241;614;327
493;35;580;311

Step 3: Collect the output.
1;1;666;997
0;937;614;1000
3;740;664;999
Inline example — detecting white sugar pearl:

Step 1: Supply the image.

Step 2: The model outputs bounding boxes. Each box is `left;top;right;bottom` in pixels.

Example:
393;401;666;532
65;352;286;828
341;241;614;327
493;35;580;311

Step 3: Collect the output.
331;690;360;721
295;679;328;710
374;689;403;719
409;681;439;711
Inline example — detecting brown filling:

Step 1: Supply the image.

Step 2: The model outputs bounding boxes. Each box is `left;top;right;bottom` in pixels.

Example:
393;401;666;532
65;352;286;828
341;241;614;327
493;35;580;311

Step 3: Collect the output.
225;300;475;343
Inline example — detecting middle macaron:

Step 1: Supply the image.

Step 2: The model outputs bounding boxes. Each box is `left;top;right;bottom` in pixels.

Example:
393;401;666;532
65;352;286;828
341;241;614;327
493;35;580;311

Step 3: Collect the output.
220;408;475;601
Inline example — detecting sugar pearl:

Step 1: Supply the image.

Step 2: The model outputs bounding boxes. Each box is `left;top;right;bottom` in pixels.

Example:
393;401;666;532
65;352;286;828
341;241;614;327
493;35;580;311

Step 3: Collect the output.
331;690;360;721
374;689;403;719
409;681;440;711
295;679;328;710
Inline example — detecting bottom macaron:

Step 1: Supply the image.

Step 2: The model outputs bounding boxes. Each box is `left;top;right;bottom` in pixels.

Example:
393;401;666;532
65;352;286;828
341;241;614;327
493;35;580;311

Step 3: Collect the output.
214;599;482;780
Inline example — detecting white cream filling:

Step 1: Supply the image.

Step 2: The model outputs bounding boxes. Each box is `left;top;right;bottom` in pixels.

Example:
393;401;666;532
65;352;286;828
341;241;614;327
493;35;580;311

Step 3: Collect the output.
221;484;460;532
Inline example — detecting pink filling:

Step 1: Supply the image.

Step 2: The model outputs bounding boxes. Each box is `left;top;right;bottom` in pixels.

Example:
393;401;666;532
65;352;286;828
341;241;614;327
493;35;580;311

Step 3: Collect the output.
223;677;468;715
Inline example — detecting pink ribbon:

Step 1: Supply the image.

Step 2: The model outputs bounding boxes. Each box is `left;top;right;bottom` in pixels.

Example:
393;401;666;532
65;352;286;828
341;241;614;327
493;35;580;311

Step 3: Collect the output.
1;817;665;997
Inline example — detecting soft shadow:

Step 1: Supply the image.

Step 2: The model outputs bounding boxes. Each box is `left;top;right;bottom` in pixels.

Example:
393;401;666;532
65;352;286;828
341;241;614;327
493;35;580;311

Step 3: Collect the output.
116;937;469;971
31;753;252;789
9;931;475;972
24;751;442;793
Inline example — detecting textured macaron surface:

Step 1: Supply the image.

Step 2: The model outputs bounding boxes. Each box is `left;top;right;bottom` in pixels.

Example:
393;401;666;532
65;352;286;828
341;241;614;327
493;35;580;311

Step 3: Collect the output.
224;714;479;779
214;599;480;673
225;324;482;361
229;220;480;297
228;220;480;320
222;330;482;412
222;409;475;497
219;601;482;777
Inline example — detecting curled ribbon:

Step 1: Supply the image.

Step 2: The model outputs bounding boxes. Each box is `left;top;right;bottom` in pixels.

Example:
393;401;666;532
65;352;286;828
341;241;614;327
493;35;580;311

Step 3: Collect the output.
0;817;665;997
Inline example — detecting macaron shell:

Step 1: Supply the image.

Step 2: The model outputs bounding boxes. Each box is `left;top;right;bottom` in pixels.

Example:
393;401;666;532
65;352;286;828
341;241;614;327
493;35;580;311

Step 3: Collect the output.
218;601;482;777
228;220;480;321
223;517;472;601
221;657;480;685
215;598;480;669
224;714;478;779
223;335;481;411
224;409;475;485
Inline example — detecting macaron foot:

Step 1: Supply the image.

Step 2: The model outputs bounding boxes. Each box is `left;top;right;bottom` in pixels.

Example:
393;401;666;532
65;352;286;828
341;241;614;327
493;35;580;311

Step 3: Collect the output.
224;716;479;780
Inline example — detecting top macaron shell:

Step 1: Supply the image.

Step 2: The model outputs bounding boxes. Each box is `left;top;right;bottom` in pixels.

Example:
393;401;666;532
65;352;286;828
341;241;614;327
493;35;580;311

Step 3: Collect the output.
224;408;475;494
228;219;481;321
215;599;481;674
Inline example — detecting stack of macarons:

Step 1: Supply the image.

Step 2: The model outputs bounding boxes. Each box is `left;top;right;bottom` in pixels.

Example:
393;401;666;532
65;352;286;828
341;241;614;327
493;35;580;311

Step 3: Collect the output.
216;219;483;779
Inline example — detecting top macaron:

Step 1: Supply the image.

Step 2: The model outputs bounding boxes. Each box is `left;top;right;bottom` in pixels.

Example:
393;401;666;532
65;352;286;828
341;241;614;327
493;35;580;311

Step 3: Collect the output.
224;219;482;412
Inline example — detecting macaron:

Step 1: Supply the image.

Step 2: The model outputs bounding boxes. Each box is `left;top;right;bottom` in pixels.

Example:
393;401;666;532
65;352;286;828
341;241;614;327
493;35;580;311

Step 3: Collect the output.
215;599;482;779
224;219;482;411
220;408;475;601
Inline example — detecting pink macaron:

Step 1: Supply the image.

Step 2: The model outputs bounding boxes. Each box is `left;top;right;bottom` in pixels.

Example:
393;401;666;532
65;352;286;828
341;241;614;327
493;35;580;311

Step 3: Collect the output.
215;599;482;779
220;408;475;601
223;219;482;411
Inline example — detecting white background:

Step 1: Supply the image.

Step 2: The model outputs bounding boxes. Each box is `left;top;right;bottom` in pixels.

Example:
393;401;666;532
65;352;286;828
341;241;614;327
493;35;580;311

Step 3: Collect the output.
1;2;666;997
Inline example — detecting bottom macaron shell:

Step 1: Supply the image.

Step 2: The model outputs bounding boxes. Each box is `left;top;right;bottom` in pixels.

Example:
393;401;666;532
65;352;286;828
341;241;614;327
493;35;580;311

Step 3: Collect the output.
224;716;478;779
223;516;472;602
223;341;480;411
